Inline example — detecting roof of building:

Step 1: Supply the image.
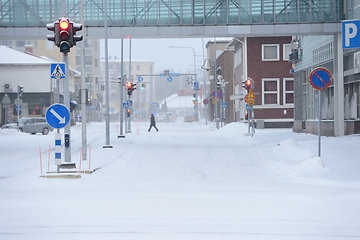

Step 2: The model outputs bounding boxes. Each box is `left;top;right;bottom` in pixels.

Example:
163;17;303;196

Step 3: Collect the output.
0;45;51;65
161;93;201;109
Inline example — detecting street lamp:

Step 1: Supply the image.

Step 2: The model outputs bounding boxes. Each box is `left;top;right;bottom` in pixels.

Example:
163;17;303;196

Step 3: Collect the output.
168;46;199;120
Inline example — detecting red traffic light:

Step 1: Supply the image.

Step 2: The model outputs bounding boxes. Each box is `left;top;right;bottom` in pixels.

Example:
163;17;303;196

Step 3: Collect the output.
245;79;252;90
126;82;133;89
59;19;69;30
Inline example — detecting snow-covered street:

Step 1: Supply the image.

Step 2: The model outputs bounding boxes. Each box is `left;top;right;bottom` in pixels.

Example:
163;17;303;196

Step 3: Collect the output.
1;121;359;239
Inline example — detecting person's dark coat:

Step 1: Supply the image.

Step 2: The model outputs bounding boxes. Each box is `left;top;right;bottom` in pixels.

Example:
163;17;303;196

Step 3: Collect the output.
148;114;158;132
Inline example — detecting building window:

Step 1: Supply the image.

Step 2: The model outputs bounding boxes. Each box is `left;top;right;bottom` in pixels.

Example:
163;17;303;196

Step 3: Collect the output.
262;44;279;61
85;56;92;65
283;44;292;61
46;41;55;49
283;78;294;105
16;40;25;48
262;78;279;105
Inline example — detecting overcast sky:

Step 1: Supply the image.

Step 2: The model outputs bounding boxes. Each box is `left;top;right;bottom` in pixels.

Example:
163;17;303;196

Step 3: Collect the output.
100;38;212;74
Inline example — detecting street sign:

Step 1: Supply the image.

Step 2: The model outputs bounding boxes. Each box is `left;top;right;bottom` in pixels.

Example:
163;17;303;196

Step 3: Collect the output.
309;67;332;90
167;76;173;82
203;98;209;105
246;104;253;110
342;19;360;49
1;94;11;105
246;89;255;105
138;76;144;82
14;98;23;105
45;103;70;129
123;102;129;108
160;72;179;77
222;102;227;108
50;63;66;79
194;81;199;90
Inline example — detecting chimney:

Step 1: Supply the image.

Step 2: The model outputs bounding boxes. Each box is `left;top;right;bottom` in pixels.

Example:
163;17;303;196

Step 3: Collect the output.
25;45;33;53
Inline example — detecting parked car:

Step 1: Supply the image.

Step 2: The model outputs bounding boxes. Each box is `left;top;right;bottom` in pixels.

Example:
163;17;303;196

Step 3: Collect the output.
155;112;177;122
18;117;53;135
184;112;196;122
165;112;177;122
155;113;168;122
1;121;18;129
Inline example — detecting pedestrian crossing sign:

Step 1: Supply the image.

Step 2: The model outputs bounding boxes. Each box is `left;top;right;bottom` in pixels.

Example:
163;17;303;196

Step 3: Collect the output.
50;63;66;79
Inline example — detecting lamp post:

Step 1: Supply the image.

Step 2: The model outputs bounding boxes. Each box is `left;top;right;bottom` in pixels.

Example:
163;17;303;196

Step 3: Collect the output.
206;81;211;125
209;75;216;124
168;46;198;120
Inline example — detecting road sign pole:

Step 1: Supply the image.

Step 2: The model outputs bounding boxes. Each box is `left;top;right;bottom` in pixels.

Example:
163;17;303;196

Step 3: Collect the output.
63;52;71;163
17;85;20;120
118;38;125;138
318;90;322;157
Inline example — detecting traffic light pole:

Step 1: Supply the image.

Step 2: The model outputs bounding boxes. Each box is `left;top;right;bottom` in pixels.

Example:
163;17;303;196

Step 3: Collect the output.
63;52;71;162
16;85;20;120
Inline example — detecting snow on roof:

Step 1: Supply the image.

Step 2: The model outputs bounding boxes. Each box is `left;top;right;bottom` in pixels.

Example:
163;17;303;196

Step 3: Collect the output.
101;58;154;63
161;94;197;109
0;45;51;65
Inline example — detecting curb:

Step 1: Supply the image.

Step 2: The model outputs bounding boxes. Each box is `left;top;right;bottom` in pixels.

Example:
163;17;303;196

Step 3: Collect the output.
40;174;81;179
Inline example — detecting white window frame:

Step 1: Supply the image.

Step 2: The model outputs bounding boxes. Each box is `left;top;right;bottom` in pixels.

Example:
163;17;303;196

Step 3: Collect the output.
262;78;280;105
262;44;279;61
283;78;294;106
283;44;292;61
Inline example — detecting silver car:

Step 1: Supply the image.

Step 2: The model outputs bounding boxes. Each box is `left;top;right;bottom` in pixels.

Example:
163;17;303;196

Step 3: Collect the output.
18;117;53;135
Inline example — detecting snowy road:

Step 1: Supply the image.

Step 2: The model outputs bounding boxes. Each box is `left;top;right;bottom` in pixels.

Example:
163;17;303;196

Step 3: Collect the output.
1;121;359;239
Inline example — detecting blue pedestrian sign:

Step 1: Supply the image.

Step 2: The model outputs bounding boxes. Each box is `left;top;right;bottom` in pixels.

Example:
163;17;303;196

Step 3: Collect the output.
342;20;360;49
45;103;70;129
50;63;66;79
309;67;332;90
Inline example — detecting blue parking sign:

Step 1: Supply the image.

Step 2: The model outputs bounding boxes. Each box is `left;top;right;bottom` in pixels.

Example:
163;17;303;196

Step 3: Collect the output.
342;20;360;49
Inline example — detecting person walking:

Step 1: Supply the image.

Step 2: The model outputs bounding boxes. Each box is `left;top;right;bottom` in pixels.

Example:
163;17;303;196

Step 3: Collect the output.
148;113;158;132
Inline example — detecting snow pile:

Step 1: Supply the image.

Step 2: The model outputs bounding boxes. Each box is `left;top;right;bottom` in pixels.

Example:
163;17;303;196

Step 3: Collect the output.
269;138;327;176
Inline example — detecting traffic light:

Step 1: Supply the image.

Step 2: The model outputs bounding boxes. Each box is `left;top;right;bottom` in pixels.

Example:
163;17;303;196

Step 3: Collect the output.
71;22;83;47
216;81;221;89
46;21;59;46
126;82;136;95
18;85;24;97
58;18;71;53
46;18;83;53
127;109;131;117
141;83;146;90
126;82;133;95
245;79;252;91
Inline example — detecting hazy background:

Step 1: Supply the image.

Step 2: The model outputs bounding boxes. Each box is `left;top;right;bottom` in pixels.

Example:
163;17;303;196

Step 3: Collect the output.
100;38;212;74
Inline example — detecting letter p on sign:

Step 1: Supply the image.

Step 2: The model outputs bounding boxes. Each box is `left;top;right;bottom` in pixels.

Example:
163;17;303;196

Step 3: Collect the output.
342;20;360;49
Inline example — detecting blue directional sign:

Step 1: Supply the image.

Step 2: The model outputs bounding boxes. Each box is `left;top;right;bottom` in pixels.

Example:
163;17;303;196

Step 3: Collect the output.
309;67;332;90
138;76;144;82
167;76;173;82
342;20;360;49
45;103;70;129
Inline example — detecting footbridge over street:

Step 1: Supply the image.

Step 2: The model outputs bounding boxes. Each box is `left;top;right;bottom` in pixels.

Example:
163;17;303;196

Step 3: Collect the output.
0;0;343;39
